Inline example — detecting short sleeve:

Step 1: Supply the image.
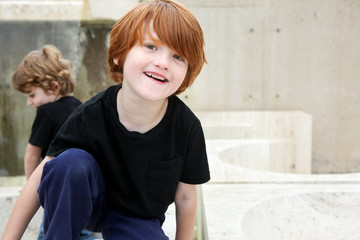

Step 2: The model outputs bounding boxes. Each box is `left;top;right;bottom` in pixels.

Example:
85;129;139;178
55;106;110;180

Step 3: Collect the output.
29;108;53;149
180;120;210;184
47;109;90;157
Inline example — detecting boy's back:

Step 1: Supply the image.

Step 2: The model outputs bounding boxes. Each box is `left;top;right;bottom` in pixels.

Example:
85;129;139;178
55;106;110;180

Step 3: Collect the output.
30;96;81;159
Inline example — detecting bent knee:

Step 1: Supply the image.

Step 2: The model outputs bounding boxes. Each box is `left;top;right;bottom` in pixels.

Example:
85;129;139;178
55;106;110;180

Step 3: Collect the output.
45;148;96;178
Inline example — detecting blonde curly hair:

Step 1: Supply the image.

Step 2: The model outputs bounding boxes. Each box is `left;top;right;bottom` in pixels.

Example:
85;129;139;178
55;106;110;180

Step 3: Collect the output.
12;45;75;95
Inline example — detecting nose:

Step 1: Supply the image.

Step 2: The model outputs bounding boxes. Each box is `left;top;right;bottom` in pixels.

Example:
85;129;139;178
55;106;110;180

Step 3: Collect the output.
153;51;170;70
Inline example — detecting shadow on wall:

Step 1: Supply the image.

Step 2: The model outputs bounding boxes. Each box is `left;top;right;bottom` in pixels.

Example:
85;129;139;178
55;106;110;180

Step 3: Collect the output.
0;20;115;176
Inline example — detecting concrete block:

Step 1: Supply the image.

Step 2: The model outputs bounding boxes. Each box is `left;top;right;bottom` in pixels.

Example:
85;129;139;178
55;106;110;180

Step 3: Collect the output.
202;124;252;139
219;138;294;173
196;111;312;174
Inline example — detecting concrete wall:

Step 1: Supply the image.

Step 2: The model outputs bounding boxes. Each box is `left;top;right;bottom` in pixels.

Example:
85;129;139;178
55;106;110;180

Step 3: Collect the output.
0;0;360;174
178;0;360;173
0;0;127;174
0;21;82;175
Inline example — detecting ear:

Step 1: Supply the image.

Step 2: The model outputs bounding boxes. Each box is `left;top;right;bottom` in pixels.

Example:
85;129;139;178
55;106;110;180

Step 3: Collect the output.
113;58;119;66
51;81;61;94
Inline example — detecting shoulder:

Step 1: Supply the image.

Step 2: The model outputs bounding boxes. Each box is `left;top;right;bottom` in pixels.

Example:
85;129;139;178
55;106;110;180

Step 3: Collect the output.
36;101;58;119
60;96;82;106
72;85;119;119
169;95;201;126
38;96;81;112
164;95;203;139
81;85;119;108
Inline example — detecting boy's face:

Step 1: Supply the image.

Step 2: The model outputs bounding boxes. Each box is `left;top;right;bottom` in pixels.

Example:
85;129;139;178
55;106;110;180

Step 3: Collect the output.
25;87;59;109
118;26;188;102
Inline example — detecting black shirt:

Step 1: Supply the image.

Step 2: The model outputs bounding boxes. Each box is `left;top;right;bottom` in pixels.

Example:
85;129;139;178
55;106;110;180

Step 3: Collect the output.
29;96;82;159
48;85;210;218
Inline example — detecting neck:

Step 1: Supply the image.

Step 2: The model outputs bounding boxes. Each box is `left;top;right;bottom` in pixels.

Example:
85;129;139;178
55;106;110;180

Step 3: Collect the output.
116;89;168;133
54;94;64;101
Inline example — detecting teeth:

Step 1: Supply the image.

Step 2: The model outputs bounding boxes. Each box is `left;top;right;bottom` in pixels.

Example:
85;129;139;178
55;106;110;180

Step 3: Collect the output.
145;72;166;82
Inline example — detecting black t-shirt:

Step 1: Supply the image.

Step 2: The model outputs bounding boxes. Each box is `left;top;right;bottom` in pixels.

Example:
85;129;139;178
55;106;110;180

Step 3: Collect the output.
29;96;82;159
48;85;210;218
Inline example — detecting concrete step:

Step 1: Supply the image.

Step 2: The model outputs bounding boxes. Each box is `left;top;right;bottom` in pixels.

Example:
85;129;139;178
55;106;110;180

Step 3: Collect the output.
0;188;43;239
0;187;200;240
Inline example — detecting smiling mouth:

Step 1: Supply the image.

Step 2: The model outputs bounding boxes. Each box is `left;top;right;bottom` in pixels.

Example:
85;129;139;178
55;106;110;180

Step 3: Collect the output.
145;72;168;83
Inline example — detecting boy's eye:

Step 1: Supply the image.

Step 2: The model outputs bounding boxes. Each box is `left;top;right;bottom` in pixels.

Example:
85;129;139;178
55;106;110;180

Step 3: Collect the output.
145;44;157;51
173;54;183;61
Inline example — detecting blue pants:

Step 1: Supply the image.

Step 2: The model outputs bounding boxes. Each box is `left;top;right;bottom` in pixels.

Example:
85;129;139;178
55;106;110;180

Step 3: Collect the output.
37;216;96;240
38;217;95;240
38;148;169;240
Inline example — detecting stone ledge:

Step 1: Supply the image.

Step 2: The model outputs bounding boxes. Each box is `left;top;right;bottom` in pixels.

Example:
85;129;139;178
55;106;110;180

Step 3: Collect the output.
0;1;84;20
0;0;138;21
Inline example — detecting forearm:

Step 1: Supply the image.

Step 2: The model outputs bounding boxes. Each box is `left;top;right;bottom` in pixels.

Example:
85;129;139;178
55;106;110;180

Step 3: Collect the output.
2;157;51;240
175;183;197;240
24;156;40;180
2;176;41;239
24;143;42;180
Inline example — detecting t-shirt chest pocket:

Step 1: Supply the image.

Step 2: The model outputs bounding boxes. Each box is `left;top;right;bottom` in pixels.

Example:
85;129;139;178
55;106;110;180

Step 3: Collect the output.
147;157;183;200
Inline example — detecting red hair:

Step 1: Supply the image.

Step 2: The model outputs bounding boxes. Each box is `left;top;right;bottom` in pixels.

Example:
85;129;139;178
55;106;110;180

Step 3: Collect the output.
108;0;206;95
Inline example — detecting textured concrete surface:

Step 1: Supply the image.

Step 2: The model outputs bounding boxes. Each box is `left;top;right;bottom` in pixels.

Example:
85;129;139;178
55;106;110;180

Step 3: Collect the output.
203;184;360;240
1;0;360;174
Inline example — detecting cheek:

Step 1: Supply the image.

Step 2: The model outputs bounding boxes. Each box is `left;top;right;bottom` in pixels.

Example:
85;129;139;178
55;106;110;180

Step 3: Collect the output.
123;55;141;77
177;65;188;83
